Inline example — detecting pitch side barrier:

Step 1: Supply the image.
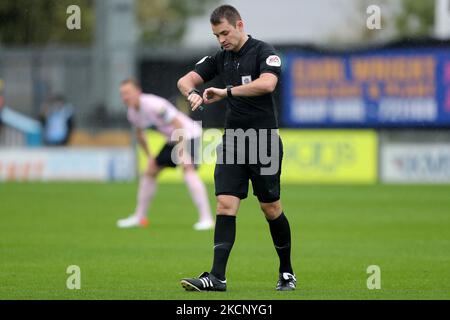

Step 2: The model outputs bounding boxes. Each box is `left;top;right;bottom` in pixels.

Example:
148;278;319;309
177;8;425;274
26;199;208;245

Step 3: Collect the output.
138;128;378;184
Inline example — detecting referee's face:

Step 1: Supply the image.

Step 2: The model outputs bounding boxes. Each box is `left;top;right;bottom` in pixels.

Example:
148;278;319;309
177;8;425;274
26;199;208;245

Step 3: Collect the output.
212;19;245;52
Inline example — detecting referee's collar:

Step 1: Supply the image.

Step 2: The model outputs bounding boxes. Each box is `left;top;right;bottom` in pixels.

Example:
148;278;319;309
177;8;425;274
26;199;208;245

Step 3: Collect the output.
235;35;253;56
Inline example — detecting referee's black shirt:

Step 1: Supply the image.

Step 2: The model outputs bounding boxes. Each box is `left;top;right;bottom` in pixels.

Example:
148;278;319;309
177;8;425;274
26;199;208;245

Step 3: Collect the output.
194;36;282;130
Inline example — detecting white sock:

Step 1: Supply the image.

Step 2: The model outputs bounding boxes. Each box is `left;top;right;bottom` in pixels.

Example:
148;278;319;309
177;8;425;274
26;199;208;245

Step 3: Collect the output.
184;170;213;222
135;175;156;219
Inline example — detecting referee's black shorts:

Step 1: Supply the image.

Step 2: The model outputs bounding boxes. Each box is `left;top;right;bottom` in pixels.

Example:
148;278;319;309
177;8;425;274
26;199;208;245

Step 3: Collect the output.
214;129;283;203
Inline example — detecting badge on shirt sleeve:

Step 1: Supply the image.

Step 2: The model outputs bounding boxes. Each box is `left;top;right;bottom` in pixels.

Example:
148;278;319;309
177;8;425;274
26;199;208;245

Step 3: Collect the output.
196;56;209;65
242;75;252;85
266;55;281;67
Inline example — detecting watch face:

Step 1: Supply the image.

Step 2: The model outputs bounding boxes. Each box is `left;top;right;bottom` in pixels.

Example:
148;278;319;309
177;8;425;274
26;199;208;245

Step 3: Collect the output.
189;89;199;96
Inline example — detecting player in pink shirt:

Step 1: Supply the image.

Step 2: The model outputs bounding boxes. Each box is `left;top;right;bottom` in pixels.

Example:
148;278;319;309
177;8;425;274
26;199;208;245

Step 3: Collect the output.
117;78;214;230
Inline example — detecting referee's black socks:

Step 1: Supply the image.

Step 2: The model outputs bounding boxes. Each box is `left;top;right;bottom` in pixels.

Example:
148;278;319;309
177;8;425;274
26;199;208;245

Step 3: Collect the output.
267;212;294;274
210;215;236;281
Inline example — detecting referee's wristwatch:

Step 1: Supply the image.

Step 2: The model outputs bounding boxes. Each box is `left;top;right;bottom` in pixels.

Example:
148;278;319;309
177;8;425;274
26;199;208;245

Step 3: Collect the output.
188;88;201;98
226;85;234;98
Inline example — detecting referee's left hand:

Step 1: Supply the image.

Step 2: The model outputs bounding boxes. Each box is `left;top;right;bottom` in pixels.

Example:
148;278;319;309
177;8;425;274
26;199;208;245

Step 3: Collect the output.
188;91;204;111
203;87;226;104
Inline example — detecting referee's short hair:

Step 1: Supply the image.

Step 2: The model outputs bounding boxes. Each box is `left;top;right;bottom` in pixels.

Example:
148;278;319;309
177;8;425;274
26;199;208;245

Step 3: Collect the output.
121;78;142;90
210;5;242;26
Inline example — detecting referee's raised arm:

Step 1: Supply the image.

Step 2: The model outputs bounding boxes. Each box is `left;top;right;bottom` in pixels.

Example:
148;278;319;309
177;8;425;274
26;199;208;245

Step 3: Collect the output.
177;71;205;111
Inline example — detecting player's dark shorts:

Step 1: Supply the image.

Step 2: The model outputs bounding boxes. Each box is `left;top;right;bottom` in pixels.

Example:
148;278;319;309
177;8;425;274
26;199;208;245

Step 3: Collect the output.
155;138;200;169
214;129;283;203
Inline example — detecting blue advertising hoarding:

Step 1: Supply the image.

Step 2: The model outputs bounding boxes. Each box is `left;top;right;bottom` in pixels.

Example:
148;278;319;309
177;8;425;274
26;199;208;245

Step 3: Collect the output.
282;48;450;127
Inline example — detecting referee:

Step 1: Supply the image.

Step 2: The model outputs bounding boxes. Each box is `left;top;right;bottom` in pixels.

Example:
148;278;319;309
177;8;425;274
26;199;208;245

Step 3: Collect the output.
177;5;296;291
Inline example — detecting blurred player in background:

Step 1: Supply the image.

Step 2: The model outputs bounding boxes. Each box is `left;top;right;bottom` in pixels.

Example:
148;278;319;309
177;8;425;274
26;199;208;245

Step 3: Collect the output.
117;78;214;231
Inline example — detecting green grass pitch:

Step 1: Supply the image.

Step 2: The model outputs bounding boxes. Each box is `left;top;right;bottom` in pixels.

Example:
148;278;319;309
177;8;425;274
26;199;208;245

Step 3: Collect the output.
1;182;449;300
